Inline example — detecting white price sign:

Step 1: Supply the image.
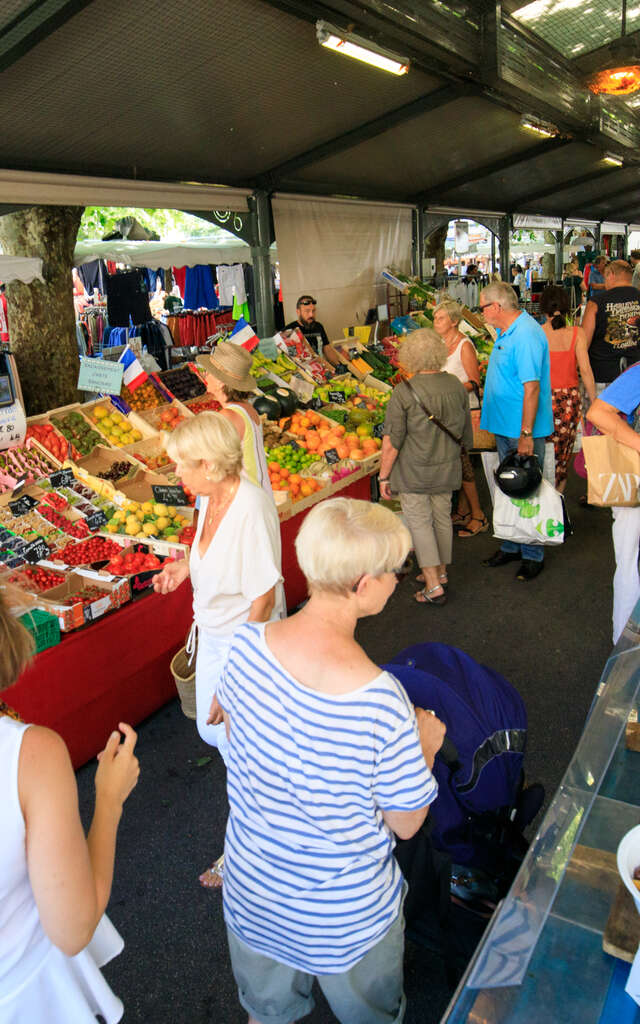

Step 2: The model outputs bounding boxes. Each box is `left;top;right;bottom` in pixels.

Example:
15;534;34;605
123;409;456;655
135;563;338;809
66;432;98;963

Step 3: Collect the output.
0;400;26;451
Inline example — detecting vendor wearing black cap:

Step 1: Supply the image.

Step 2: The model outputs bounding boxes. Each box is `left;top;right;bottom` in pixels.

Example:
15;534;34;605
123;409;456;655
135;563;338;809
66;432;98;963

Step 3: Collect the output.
285;295;330;357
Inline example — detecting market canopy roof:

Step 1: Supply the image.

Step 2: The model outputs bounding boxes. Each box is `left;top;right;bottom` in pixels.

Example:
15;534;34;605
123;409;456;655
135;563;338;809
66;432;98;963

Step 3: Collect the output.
0;255;44;285
73;236;274;269
1;0;640;225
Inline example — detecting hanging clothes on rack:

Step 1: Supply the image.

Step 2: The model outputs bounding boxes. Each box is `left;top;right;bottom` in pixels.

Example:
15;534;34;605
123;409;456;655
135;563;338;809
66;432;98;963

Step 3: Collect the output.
106;270;151;327
216;264;246;306
166;310;218;347
143;268;165;293
183;265;218;311
76;307;108;354
77;259;108;296
172;266;187;298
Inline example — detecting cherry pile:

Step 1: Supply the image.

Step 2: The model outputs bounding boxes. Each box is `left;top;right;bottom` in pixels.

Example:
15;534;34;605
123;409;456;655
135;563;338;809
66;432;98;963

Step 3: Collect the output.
51;537;122;566
9;566;66;592
97;461;134;482
66;585;110;607
38;504;90;539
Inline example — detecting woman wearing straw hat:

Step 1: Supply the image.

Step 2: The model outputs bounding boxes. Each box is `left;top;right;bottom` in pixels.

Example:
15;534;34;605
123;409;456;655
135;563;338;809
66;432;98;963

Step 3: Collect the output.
196;342;272;495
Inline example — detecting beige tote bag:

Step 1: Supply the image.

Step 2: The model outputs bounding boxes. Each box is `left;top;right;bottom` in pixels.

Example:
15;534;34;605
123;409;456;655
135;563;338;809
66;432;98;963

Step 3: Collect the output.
583;434;640;507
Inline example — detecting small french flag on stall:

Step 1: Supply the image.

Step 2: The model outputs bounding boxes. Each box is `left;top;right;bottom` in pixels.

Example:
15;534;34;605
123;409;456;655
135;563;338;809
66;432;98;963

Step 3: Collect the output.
230;317;259;352
118;345;148;390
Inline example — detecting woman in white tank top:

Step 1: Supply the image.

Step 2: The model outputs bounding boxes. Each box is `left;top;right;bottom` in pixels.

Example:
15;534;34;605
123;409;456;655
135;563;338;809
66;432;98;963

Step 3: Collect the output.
433;301;488;538
0;586;139;1023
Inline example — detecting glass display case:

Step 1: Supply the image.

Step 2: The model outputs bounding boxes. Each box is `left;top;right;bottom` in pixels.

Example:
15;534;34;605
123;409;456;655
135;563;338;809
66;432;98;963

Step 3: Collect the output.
443;599;640;1023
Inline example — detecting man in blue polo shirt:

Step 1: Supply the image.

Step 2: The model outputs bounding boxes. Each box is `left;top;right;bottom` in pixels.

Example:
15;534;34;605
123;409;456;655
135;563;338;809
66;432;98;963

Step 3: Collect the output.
479;282;553;580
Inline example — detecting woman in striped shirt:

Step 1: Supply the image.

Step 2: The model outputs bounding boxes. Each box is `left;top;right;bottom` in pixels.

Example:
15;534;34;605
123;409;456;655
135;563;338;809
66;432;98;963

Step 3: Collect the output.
214;498;445;1024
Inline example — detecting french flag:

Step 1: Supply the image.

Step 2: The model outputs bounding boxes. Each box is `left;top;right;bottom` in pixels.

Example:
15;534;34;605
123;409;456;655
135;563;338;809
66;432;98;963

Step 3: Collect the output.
230;317;259;352
118;345;148;390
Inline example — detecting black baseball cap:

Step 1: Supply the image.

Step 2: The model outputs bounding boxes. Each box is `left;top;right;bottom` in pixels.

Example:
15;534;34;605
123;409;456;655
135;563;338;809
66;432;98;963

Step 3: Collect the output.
296;295;316;306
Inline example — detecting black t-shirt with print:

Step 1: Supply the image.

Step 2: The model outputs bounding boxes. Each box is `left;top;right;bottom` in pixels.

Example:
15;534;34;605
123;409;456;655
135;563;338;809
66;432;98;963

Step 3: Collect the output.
285;319;330;355
589;285;640;382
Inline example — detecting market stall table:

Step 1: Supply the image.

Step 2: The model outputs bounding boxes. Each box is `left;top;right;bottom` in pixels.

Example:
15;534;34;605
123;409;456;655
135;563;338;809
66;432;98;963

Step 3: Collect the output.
279;465;376;609
5;582;193;768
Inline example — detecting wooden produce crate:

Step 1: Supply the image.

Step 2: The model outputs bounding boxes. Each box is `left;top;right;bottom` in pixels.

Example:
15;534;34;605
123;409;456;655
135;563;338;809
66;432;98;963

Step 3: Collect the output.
121;436;175;475
75;445;140;482
132;397;193;435
48;402;106;459
114;468;184;506
80;397;156;448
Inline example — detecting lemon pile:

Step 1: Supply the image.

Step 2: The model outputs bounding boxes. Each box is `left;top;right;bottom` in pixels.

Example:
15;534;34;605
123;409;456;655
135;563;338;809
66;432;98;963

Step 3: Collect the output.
104;500;190;541
91;405;144;448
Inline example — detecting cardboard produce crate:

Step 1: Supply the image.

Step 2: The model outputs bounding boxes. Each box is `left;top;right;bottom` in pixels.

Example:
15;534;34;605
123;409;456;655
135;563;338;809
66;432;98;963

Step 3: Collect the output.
33;568;131;631
75;445;140;482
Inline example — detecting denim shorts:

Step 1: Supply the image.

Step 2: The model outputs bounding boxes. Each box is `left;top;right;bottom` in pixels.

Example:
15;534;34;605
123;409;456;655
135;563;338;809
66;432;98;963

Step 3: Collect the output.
226;892;407;1024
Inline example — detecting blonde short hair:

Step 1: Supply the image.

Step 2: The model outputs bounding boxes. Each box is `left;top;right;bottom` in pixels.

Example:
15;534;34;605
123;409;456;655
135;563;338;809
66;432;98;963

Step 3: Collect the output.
295;497;411;595
0;585;35;691
434;301;463;325
164;412;243;482
398;328;447;373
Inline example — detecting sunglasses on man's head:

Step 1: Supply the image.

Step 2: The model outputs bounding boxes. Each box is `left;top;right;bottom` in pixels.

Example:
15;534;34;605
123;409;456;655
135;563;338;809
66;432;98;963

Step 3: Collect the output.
299;299;316;306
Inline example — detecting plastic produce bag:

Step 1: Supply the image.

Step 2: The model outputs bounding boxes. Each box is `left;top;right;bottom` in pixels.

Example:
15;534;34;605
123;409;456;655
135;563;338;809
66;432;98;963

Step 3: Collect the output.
493;478;566;546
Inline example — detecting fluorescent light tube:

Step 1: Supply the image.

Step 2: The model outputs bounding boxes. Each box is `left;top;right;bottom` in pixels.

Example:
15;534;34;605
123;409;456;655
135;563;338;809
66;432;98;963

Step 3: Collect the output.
317;22;409;76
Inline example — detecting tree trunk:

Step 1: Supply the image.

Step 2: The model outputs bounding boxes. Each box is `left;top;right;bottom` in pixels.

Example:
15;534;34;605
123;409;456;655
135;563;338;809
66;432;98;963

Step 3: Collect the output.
0;206;83;414
425;224;448;274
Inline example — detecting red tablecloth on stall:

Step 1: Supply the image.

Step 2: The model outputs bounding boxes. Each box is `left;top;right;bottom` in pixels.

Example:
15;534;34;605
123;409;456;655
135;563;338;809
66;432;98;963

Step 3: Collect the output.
4;582;193;768
4;470;375;768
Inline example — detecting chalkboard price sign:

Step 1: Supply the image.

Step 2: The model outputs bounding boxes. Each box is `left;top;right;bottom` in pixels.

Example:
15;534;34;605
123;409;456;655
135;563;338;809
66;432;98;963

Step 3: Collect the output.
50;468;75;488
328;391;346;404
86;510;108;531
373;422;385;439
324;448;340;464
23;537;51;563
151;484;188;506
9;494;38;517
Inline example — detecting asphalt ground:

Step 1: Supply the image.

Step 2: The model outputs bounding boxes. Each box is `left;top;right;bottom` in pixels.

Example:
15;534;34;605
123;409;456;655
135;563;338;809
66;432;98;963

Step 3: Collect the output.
76;462;616;1024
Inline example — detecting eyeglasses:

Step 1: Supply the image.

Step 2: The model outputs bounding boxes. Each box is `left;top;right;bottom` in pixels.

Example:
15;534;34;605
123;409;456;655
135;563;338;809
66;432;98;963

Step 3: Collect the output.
479;302;496;312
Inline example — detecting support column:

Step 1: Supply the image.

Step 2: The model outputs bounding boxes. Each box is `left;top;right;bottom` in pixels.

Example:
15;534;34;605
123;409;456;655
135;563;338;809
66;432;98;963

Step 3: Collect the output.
490;233;496;274
249;190;275;338
411;208;419;276
555;223;564;281
417;207;424;280
499;216;510;283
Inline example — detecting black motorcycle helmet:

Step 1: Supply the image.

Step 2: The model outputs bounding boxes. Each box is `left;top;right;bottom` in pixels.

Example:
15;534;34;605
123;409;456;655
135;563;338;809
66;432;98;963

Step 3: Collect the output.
494;452;542;498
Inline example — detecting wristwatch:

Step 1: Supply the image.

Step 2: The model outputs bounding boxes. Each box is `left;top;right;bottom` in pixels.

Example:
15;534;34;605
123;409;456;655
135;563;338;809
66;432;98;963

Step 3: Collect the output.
379;477;389;482
520;429;532;437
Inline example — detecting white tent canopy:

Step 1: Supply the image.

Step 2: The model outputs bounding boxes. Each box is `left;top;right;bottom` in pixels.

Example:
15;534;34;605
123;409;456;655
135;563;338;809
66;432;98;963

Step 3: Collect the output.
0;255;44;284
73;236;275;269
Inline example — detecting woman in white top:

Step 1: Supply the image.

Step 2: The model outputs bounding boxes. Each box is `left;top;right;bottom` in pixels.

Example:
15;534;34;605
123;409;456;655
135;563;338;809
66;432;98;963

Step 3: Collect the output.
433;301;488;538
196;342;272;496
0;586;139;1024
152;413;285;886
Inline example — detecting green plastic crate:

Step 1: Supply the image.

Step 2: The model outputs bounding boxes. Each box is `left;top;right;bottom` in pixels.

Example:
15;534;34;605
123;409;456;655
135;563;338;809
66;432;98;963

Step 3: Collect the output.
19;608;60;653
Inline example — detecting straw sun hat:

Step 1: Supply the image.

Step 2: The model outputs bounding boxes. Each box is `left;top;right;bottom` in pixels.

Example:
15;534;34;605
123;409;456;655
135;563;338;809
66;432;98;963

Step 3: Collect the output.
196;341;255;392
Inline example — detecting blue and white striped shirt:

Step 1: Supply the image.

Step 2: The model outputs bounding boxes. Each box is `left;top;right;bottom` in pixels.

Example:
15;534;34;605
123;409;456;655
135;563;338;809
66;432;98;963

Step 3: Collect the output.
217;622;437;974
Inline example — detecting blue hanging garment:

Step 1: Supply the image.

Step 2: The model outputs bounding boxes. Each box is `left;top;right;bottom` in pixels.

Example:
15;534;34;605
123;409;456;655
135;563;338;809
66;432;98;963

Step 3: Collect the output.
183;265;219;310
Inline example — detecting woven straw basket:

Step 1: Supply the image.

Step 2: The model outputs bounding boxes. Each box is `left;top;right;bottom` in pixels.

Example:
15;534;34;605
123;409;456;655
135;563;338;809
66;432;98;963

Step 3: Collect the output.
171;644;197;720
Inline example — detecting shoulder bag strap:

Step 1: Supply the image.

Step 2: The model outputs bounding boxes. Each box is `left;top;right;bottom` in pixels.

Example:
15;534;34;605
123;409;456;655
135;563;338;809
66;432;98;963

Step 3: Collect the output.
405;378;464;447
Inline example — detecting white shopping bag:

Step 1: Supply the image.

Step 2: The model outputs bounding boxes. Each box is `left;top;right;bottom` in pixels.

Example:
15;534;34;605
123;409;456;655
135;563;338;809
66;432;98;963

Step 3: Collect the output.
481;442;556;506
492;478;566;546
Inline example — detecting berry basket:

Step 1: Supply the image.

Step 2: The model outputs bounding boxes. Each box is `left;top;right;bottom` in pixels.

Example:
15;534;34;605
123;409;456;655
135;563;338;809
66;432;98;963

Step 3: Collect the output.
19;607;61;653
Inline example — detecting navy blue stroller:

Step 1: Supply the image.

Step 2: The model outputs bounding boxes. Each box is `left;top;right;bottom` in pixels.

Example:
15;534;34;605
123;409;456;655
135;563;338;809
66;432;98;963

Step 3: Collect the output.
385;642;542;886
385;643;544;980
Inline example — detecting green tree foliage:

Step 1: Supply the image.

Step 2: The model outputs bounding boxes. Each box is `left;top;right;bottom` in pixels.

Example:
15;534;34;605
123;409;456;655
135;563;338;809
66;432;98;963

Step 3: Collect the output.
78;207;225;241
